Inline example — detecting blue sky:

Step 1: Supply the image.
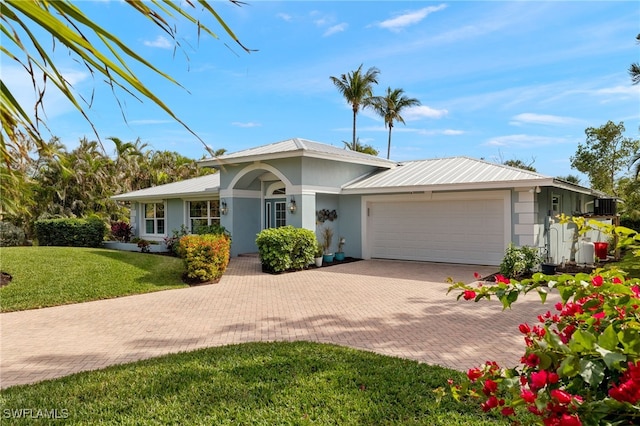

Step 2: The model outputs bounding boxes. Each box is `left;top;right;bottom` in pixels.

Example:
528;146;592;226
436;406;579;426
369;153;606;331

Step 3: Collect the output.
8;1;640;181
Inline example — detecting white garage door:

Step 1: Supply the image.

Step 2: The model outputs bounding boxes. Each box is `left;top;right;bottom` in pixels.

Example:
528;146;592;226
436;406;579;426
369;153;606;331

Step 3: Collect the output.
368;197;506;265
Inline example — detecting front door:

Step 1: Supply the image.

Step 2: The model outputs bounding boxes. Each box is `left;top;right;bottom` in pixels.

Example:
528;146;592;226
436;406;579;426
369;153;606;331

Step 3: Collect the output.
265;199;286;228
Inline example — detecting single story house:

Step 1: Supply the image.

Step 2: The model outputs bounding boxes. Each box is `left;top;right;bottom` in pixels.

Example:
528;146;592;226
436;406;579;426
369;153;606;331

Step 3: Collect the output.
112;138;614;266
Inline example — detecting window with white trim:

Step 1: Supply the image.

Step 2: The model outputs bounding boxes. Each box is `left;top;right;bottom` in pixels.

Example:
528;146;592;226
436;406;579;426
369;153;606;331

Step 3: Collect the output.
189;200;220;232
144;203;165;235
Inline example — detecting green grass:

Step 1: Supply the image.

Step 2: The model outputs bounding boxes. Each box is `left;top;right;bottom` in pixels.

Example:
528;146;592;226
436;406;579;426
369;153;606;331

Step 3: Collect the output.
0;341;519;425
0;247;187;312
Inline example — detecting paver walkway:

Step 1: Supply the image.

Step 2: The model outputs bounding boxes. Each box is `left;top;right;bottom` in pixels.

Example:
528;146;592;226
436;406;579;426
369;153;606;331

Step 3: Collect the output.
1;257;558;389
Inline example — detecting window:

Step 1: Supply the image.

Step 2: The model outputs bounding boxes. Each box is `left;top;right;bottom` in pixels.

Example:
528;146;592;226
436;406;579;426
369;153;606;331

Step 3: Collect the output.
551;194;561;215
189;200;220;232
144;203;165;235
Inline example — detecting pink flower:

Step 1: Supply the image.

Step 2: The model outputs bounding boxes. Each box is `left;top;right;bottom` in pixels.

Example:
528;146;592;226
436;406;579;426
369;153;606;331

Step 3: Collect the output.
548;372;559;384
612;276;622;284
463;289;476;300
632;285;640;299
591;275;603;287
593;311;605;319
530;370;548;391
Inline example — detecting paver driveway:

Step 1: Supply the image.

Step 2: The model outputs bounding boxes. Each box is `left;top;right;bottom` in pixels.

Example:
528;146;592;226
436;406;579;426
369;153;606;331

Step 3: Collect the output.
0;256;558;389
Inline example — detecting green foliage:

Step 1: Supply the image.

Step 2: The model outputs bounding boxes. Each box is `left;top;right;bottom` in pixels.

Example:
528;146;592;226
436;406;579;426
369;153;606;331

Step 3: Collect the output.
570;121;639;195
34;217;106;247
0;341;515;425
178;234;230;282
0;221;26;247
0;247;186;312
163;225;190;256
193;223;230;238
621;217;640;232
446;217;640;425
256;226;317;273
499;244;542;278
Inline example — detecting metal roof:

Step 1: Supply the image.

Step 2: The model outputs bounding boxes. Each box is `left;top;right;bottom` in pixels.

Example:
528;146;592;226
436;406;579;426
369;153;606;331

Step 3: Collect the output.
112;173;220;201
199;138;395;169
343;157;557;193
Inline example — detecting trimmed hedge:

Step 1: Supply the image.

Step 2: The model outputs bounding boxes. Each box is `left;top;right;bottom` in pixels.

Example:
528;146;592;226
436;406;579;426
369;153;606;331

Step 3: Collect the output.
0;222;26;247
256;226;317;273
178;234;230;282
34;217;106;247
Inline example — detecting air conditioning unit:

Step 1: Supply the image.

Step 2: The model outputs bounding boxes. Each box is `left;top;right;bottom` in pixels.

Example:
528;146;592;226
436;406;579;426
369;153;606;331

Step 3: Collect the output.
594;198;616;216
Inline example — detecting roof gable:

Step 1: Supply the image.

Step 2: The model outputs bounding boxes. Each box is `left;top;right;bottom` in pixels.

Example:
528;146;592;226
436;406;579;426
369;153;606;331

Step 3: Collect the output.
199;138;395;169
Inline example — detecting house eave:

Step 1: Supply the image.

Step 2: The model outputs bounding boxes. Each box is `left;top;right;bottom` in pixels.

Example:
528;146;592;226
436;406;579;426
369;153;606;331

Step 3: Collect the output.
342;178;558;195
111;189;219;202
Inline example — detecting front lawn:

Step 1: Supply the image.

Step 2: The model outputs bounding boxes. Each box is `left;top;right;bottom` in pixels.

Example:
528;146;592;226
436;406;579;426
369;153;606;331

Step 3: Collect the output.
0;247;187;312
0;341;520;425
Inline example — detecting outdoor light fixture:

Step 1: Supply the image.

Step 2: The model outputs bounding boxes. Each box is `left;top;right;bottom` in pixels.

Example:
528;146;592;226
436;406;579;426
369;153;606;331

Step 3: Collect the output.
289;196;297;213
220;199;228;215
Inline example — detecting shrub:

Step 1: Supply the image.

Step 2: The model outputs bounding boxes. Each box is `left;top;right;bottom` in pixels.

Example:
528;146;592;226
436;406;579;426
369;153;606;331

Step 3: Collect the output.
110;221;132;242
178;234;230;282
255;226;317;273
499;244;542;278
34;217;106;247
444;217;640;425
193;223;230;238
164;225;189;256
0;222;26;247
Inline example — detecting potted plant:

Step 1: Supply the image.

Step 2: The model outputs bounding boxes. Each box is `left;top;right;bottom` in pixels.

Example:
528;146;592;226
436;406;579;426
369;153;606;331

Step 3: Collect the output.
314;242;324;267
321;227;334;263
335;237;346;261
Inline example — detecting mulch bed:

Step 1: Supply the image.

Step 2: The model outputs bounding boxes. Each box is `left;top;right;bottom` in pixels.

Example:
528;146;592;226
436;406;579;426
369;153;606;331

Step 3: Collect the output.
481;263;600;282
0;271;12;288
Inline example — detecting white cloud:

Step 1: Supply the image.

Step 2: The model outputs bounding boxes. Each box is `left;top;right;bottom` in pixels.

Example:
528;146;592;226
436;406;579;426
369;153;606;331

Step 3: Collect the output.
375;4;447;32
324;23;348;37
143;35;173;49
442;129;465;135
403;105;448;120
510;113;581;126
277;13;292;22
231;121;261;128
483;134;569;148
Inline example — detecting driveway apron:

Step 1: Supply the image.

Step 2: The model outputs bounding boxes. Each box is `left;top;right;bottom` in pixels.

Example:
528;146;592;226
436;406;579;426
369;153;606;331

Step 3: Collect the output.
0;257;557;388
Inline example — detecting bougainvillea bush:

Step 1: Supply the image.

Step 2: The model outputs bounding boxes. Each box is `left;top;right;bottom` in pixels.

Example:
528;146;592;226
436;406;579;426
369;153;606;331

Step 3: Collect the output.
443;217;640;425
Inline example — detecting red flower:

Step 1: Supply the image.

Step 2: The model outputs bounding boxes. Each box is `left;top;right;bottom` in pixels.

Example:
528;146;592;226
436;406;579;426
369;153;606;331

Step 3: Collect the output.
474;272;482;279
612;276;622;284
482;379;498;395
559;413;582;426
495;274;510;284
521;353;540;367
530;370;548;391
550;388;573;404
463;289;476;300
467;368;482;382
481;395;499;412
521;389;537;403
501;406;515;416
591;275;604;287
593;311;605;319
548;372;559;384
632;285;640;299
519;323;531;334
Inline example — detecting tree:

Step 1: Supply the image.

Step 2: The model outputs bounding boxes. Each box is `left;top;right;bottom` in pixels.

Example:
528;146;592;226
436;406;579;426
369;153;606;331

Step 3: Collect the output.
330;64;380;151
370;87;420;159
1;0;247;169
502;159;537;172
630;150;640;180
342;138;379;156
570;121;640;195
556;174;581;185
630;33;640;85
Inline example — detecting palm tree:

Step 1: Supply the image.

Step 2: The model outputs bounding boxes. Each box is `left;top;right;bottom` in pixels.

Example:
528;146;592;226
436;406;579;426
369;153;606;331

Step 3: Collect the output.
630;33;640;85
370;87;421;159
330;64;380;150
342;138;379;156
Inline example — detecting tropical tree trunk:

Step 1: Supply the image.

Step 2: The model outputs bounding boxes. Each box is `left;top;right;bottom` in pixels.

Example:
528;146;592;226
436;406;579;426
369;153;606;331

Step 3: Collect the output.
352;107;358;151
387;125;393;159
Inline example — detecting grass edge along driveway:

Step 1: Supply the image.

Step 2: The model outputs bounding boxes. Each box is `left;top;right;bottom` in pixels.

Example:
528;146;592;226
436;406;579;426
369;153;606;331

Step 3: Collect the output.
0;247;187;312
0;341;527;425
